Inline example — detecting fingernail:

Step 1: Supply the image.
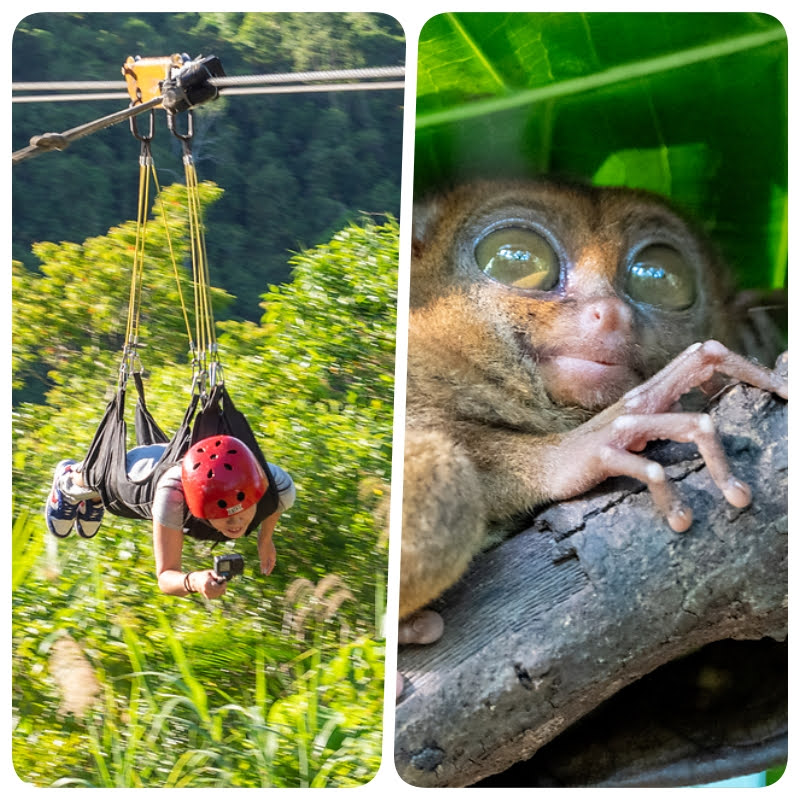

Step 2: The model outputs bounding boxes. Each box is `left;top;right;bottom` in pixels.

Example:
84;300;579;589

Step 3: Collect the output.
669;506;692;533
725;478;751;508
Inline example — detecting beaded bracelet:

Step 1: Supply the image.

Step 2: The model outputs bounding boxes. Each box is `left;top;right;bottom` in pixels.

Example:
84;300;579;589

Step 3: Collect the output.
183;572;197;594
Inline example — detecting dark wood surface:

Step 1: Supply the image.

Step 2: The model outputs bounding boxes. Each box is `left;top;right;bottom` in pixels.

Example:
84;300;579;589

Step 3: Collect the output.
395;355;788;788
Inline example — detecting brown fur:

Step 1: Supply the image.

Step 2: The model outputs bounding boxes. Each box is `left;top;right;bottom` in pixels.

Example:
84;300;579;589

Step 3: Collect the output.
400;179;737;618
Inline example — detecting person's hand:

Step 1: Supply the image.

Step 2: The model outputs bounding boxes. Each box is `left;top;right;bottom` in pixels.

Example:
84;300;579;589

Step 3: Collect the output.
258;535;277;576
190;569;229;599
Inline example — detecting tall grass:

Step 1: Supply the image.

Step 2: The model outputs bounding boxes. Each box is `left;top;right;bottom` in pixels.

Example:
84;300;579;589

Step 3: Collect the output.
14;582;383;788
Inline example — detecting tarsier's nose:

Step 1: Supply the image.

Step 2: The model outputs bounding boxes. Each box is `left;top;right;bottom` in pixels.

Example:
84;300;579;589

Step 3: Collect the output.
579;296;633;337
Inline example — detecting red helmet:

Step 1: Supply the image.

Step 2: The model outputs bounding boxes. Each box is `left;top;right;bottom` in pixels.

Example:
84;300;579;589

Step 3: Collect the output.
181;435;268;519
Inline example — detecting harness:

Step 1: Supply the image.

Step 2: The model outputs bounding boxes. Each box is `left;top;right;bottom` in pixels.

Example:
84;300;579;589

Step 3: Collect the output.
80;56;278;536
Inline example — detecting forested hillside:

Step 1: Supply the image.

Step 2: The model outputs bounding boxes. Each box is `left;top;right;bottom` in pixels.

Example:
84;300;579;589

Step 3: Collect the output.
12;11;405;320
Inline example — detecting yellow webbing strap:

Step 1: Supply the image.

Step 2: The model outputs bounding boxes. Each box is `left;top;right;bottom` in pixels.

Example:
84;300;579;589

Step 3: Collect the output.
150;167;194;358
182;153;218;377
122;142;199;381
122;148;152;375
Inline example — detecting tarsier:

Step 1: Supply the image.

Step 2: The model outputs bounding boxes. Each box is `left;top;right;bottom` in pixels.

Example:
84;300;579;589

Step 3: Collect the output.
399;179;788;649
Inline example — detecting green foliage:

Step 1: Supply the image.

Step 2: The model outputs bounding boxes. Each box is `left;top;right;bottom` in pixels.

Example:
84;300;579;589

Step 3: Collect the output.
766;764;786;785
12;195;396;785
12;11;404;320
255;636;384;787
12;181;229;398
216;217;397;605
12;509;45;592
17;613;383;788
414;12;787;292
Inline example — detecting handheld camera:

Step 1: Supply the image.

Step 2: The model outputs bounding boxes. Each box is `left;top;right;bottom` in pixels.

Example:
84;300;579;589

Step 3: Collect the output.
214;553;244;582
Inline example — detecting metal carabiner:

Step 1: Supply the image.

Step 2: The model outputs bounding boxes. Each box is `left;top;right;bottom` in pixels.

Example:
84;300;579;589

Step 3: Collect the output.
167;108;194;152
118;343;143;390
208;358;224;389
129;106;156;143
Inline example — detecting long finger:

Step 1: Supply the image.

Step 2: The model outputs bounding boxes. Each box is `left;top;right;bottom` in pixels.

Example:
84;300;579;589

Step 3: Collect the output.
624;341;787;415
610;413;751;508
598;444;692;532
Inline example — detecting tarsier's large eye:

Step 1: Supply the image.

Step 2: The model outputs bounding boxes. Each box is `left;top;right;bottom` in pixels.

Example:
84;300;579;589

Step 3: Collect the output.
624;244;697;310
475;227;559;290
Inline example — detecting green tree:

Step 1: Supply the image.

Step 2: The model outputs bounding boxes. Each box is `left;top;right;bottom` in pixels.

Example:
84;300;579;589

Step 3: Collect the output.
216;217;398;605
12;182;230;402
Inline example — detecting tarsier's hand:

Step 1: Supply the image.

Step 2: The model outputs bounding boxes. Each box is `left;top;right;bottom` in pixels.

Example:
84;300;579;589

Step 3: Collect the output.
555;341;788;532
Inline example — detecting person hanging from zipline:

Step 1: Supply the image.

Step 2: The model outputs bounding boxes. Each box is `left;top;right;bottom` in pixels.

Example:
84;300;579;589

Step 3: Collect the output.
40;60;297;599
45;434;296;599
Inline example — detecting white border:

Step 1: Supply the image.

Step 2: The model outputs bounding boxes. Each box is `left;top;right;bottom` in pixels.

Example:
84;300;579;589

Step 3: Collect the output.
4;3;797;798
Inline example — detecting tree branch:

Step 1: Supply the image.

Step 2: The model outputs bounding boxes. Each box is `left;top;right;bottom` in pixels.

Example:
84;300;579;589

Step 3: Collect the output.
395;354;788;788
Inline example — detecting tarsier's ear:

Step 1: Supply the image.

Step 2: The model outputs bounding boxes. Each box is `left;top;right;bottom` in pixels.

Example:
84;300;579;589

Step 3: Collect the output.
411;197;442;257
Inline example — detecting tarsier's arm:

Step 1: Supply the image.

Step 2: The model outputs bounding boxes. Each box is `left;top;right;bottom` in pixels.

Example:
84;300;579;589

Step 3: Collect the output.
479;340;788;533
398;340;787;635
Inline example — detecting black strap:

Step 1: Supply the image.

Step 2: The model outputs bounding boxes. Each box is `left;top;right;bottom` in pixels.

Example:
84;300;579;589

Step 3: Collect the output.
133;372;169;447
183;383;279;541
81;376;277;533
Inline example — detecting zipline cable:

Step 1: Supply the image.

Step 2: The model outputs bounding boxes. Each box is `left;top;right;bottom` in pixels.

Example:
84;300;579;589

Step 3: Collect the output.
14;81;405;104
12;65;405;95
213;65;404;86
12;64;405;163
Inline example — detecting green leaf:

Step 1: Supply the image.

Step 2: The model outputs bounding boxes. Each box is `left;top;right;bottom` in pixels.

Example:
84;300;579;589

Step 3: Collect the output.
156;610;212;727
12;509;44;592
592;143;720;206
766;184;788;290
414;12;787;291
417;18;785;129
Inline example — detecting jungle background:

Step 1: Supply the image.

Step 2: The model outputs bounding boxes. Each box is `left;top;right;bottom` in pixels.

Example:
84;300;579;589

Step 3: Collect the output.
11;11;403;788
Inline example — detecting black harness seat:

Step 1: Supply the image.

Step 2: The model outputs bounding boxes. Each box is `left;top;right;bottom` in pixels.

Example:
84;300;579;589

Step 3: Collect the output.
81;375;279;542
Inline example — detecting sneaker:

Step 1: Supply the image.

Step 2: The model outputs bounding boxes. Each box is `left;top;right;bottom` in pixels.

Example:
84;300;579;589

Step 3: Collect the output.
75;498;104;539
45;460;80;538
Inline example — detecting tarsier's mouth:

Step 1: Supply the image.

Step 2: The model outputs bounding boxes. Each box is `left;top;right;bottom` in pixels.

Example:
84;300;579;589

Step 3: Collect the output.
537;355;641;410
518;331;645;409
547;354;632;382
515;325;627;365
522;336;630;374
556;355;621;367
590;359;618;367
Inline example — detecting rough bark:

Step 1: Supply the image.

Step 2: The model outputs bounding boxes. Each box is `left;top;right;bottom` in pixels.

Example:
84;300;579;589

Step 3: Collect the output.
395;354;788;788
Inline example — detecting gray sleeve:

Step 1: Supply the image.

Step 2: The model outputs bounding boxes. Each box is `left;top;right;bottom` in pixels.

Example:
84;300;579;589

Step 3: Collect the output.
268;463;297;513
152;466;187;530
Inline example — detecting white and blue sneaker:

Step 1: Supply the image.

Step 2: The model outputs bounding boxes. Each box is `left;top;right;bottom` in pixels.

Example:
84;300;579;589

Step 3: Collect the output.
45;460;80;538
76;498;104;539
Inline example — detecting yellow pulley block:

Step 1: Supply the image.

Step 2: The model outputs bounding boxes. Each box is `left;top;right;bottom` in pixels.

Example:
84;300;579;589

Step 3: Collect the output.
122;54;184;105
